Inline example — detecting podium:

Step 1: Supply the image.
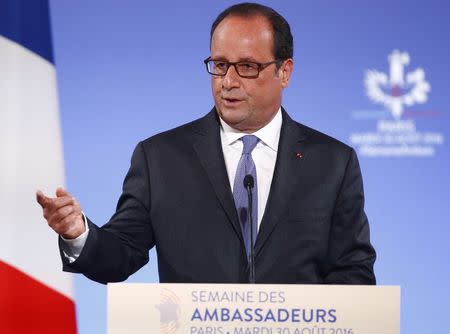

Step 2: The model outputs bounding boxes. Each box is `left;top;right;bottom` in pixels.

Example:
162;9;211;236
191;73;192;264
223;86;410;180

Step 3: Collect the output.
108;283;400;334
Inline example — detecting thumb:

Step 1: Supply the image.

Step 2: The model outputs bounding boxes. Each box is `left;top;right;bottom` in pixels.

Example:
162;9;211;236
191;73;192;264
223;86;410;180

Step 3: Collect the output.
36;190;50;208
56;187;70;197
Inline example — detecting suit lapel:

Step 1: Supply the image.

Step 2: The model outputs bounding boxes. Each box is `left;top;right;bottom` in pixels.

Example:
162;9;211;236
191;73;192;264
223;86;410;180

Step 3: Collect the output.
255;109;308;256
192;110;244;243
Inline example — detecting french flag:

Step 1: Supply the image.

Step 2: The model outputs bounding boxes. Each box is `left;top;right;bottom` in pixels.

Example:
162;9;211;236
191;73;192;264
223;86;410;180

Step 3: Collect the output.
0;1;77;333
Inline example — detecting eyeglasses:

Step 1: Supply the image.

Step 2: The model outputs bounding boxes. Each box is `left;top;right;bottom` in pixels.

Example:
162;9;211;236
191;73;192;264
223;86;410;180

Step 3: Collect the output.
203;57;282;79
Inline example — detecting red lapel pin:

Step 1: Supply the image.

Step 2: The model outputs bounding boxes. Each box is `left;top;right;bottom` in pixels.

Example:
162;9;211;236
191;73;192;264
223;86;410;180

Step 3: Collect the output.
296;152;304;158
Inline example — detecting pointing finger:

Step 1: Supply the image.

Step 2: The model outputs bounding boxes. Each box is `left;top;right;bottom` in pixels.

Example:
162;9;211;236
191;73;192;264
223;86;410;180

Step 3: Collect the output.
36;190;50;208
37;190;75;213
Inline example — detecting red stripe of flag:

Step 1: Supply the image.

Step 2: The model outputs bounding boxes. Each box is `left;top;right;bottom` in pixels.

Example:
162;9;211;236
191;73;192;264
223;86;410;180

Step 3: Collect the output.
0;260;77;334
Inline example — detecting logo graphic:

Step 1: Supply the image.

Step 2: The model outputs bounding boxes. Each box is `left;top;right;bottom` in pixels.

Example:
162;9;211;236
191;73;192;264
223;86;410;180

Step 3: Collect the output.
155;289;182;334
365;50;431;120
350;50;444;157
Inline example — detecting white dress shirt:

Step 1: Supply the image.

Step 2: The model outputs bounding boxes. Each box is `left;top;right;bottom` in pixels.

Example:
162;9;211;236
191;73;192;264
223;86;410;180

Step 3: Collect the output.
219;108;282;228
62;108;282;261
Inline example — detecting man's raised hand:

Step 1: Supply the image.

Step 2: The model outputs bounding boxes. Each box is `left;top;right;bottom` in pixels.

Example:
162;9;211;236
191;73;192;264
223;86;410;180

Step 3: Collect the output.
36;187;86;239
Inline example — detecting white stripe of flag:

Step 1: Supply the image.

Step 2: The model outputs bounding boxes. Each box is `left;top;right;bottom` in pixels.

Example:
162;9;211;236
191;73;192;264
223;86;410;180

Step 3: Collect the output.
0;3;77;333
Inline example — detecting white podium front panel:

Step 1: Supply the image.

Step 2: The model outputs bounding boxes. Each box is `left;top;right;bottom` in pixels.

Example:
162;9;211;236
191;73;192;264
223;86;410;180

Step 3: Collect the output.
108;284;400;334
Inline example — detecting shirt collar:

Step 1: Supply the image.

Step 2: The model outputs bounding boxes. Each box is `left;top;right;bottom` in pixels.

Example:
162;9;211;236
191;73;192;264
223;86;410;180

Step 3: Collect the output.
219;107;282;152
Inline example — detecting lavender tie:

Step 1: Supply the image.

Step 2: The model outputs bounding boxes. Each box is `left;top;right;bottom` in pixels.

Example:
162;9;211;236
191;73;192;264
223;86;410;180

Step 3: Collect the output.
233;135;259;259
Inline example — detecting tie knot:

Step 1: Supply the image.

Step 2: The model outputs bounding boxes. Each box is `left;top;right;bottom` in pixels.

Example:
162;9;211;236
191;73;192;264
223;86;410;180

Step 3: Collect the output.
241;135;259;154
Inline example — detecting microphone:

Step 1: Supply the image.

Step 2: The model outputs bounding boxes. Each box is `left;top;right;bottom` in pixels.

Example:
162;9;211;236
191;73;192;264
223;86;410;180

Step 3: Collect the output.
243;175;254;189
243;174;256;284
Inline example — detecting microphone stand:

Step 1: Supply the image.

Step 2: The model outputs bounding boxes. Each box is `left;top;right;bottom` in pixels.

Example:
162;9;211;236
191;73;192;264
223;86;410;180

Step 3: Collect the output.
244;175;256;284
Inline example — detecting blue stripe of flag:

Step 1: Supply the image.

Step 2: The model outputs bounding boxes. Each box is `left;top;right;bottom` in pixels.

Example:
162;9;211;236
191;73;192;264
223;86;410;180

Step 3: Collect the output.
0;0;54;64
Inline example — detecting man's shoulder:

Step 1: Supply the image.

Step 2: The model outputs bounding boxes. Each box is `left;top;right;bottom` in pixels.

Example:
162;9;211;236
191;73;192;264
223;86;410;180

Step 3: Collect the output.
137;110;217;150
286;114;353;155
286;118;358;173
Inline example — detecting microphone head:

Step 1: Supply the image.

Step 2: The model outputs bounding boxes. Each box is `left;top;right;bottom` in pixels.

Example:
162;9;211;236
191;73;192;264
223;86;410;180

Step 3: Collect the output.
243;175;254;189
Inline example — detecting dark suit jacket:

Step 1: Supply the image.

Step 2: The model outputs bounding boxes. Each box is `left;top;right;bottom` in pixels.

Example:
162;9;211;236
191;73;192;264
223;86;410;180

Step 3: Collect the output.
61;108;376;284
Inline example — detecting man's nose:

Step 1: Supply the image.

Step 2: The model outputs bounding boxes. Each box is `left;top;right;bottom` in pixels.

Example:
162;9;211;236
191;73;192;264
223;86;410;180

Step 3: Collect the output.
222;65;241;90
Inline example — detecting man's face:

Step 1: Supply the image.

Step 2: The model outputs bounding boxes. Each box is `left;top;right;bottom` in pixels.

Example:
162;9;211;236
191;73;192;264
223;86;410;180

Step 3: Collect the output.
210;15;293;132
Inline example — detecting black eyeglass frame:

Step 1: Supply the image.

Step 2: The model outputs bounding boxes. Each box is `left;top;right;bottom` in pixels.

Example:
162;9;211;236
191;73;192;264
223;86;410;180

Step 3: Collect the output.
203;57;283;79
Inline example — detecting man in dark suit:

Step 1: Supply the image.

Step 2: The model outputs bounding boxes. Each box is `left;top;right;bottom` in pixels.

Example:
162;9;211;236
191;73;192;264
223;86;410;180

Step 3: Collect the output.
37;3;376;285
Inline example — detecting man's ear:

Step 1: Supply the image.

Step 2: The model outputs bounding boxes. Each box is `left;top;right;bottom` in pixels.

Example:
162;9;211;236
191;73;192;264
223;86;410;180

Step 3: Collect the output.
280;58;294;88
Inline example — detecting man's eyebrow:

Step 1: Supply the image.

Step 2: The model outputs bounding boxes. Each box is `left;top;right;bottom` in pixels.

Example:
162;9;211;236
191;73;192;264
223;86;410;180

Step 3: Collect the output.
237;57;259;62
210;56;228;61
210;56;260;62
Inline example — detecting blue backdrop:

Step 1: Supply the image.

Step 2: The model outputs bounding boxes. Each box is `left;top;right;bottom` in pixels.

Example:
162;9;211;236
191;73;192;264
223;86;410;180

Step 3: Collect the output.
49;1;449;333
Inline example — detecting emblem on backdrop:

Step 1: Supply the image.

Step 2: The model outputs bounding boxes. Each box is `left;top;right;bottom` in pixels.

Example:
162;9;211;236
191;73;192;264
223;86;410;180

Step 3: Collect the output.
350;50;444;157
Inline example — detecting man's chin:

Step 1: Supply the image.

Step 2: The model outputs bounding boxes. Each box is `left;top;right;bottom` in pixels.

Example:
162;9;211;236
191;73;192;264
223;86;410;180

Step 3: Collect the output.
218;114;257;133
217;108;247;126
